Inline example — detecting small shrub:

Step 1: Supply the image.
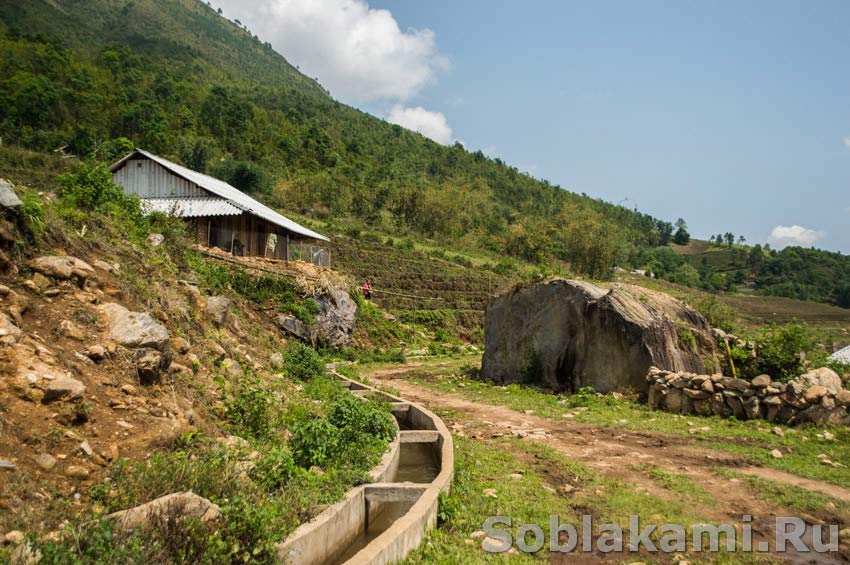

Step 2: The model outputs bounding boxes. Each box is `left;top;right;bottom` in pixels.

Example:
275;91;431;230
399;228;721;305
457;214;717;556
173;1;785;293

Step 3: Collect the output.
227;374;276;440
281;342;325;381
328;395;396;443
754;322;816;381
289;418;341;468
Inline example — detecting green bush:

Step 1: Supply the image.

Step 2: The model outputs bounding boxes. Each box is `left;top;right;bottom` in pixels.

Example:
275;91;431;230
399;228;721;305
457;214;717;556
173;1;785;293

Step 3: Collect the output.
328;395;396;443
226;374;277;440
289;418;341;468
17;188;45;240
754;322;816;381
281;342;325;381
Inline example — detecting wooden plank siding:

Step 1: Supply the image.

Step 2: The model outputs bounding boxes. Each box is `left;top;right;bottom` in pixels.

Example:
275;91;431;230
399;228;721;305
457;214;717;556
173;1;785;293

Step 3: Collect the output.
188;215;296;260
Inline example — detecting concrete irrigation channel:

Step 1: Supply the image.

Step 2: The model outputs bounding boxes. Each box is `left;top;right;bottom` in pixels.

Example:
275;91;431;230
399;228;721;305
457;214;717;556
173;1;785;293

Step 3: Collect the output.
277;372;454;564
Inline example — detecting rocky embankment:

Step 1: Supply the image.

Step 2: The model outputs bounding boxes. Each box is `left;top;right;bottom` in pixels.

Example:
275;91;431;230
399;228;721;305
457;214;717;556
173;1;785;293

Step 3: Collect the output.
482;279;717;393
647;366;850;426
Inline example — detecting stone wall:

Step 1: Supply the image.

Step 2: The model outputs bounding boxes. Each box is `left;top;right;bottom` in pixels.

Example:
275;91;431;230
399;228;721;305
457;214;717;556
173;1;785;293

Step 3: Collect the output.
646;366;850;426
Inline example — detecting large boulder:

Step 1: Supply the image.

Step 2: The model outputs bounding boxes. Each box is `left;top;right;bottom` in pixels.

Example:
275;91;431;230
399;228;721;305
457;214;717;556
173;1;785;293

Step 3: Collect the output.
100;303;170;351
275;289;357;347
27;256;94;281
311;288;356;347
108;492;221;531
481;280;717;394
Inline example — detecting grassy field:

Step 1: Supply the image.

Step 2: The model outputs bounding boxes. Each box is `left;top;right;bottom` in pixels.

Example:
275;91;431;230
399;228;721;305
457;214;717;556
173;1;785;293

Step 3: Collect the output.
356;356;850;562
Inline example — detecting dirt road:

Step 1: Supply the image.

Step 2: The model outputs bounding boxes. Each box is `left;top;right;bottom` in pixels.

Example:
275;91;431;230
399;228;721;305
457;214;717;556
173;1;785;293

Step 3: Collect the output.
367;364;850;563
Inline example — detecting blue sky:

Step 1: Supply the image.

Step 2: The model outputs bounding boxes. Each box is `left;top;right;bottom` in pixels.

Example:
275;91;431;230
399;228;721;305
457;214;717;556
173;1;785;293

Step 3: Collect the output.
217;0;850;253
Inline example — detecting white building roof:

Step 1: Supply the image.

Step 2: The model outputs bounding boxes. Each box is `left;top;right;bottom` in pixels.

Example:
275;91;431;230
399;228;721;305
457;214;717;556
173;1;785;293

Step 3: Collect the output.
140;197;243;218
829;345;850;364
111;149;328;241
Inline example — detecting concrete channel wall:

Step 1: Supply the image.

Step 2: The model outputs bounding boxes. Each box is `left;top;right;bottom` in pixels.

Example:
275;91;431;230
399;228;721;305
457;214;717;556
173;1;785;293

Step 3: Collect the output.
277;372;454;564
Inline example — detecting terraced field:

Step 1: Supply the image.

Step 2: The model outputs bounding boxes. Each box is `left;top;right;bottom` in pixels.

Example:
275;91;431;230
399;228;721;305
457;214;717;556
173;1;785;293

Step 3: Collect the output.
332;236;516;337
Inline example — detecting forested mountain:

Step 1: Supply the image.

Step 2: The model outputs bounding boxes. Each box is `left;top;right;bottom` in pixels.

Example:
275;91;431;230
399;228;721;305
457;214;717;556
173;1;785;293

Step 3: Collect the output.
0;0;672;278
1;0;848;305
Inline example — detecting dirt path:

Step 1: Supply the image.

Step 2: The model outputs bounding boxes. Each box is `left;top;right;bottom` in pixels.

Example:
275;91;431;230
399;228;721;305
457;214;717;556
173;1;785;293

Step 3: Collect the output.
367;364;850;563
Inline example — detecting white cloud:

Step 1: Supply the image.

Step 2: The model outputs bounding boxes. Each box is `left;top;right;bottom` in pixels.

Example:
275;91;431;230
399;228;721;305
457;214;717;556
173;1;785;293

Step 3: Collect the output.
387;105;454;145
844;136;850;149
214;0;447;104
768;225;825;248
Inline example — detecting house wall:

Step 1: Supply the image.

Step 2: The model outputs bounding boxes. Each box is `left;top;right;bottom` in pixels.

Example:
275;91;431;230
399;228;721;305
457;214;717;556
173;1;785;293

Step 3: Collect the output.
194;215;290;260
113;155;207;198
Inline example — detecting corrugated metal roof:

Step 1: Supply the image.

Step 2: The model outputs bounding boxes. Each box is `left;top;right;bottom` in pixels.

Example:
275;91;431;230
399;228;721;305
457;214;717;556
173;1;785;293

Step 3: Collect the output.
0;180;22;208
140;197;243;218
829;345;850;364
111;150;328;241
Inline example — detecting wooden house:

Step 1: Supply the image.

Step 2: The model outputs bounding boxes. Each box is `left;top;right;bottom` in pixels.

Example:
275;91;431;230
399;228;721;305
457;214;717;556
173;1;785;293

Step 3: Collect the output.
110;149;329;263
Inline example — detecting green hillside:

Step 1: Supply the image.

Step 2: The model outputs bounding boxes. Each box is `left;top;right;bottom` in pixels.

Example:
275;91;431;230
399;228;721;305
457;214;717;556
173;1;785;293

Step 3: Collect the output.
0;0;674;279
630;238;850;309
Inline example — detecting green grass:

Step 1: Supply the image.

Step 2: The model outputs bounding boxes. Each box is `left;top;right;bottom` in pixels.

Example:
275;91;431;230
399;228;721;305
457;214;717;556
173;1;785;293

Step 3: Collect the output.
361;356;850;488
633;465;715;506
404;435;767;563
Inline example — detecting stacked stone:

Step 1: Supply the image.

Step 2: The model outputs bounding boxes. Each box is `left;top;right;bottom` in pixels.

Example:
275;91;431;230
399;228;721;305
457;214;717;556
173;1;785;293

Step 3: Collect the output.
646;366;850;426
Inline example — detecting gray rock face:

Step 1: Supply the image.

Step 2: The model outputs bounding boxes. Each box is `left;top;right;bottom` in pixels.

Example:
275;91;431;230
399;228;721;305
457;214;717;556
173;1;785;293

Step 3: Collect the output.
481;280;717;394
311;288;357;347
27;256;95;281
100;303;170;350
109;492;221;531
42;375;86;402
275;289;357;347
205;295;231;326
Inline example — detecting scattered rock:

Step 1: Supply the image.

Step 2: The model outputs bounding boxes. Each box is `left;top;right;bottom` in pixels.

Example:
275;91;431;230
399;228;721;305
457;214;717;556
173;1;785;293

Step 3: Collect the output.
3;530;24;545
31;272;52;291
146;233;164;247
65;465;90;480
10;541;40;565
0;460;17;472
0;313;22;345
483;488;498;498
772;427;785;437
59;320;87;341
100;303;170;350
171;337;191;354
205;295;231;326
835;390;850;407
220;358;242;379
770;449;783;459
269;352;284;367
132;347;170;384
32;453;57;471
42;376;86;403
85;344;106;361
92;259;114;272
27;255;95;281
108;492;221;531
